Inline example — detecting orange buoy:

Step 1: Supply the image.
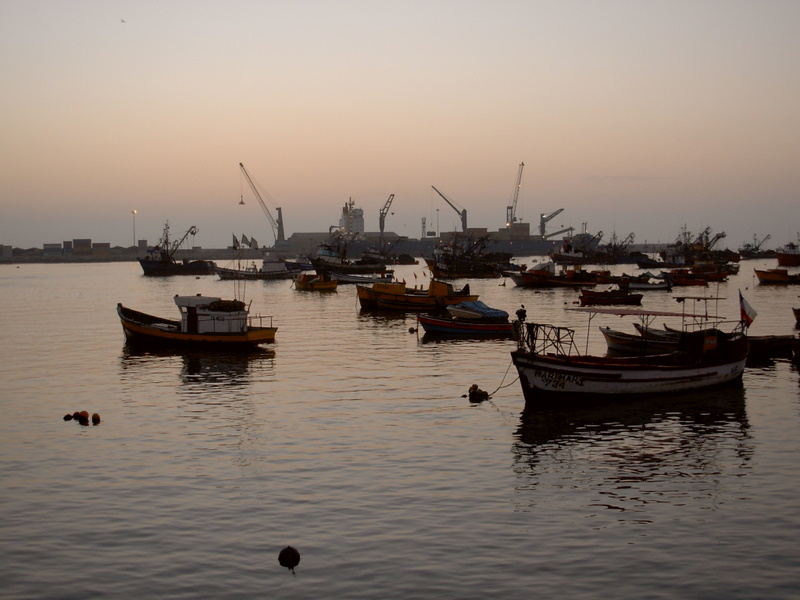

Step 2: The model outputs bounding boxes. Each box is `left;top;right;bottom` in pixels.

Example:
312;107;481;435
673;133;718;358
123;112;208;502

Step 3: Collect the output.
91;413;101;425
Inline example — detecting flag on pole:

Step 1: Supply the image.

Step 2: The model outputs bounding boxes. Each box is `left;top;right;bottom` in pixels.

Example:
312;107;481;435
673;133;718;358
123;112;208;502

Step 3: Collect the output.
232;234;240;249
241;234;251;248
739;290;757;326
250;237;259;249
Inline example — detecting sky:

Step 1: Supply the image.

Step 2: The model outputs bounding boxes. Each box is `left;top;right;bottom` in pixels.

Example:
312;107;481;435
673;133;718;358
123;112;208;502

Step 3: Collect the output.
1;0;799;251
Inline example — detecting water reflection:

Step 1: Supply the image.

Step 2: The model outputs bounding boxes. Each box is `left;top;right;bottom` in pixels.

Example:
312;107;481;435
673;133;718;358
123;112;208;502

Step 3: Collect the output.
119;345;275;389
512;386;753;515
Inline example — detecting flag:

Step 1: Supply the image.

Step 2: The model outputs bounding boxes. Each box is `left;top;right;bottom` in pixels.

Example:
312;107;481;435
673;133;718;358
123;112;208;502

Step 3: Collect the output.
241;234;251;248
232;234;240;249
250;237;259;249
739;290;757;326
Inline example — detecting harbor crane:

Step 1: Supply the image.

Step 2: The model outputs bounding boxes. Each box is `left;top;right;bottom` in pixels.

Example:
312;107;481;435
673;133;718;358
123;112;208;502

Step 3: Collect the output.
431;185;467;233
378;194;395;247
539;208;565;237
239;162;286;244
506;162;525;226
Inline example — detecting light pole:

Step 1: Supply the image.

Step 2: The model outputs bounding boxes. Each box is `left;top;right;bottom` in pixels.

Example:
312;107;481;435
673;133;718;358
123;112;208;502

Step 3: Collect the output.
436;209;439;237
131;210;137;248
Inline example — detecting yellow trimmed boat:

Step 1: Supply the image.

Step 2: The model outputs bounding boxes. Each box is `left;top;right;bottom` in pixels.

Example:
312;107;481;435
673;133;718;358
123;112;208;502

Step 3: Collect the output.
293;272;338;291
356;279;478;311
117;294;277;348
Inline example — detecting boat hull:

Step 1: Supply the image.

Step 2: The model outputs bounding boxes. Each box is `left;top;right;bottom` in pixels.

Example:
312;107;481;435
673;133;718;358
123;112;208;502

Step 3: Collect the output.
138;258;216;276
215;266;298;280
417;315;516;336
117;304;276;348
511;350;747;402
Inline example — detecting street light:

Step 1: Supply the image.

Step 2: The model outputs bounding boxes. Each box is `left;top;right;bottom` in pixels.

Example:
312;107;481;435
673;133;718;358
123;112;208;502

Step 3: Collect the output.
132;210;137;248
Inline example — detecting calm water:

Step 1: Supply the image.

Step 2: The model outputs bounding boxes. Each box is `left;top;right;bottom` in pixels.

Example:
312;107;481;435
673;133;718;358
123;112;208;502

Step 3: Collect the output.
1;259;799;599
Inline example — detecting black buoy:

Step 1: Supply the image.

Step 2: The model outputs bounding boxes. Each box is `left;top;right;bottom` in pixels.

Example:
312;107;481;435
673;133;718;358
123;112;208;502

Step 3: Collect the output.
468;384;489;403
278;545;301;573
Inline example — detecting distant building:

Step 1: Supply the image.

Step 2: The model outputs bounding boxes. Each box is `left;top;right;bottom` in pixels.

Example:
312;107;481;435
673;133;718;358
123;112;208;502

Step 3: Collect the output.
43;243;62;257
73;239;92;256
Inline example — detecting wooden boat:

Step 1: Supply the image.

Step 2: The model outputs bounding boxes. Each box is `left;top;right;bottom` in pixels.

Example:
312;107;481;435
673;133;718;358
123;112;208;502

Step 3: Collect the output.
357;279;477;311
417;314;516;336
508;261;597;288
445;300;509;321
117;295;277;348
137;222;216;276
333;271;395;284
599;326;679;354
578;288;642;306
214;251;300;280
510;307;749;404
293;272;338;291
754;268;800;285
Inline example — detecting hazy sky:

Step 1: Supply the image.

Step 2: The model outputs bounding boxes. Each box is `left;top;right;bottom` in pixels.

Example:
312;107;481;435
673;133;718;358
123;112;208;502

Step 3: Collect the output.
2;0;798;250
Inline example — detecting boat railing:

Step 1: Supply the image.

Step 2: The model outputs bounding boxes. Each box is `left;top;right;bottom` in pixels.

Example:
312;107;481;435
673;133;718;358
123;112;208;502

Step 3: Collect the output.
517;322;580;357
247;314;274;329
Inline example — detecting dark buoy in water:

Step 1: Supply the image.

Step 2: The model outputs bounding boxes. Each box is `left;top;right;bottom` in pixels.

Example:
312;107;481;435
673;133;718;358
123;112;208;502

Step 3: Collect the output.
92;413;101;425
279;545;301;573
408;327;416;334
467;384;489;403
63;413;73;421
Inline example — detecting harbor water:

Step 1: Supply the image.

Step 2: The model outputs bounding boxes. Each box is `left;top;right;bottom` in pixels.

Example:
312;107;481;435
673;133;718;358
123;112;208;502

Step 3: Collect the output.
1;259;799;599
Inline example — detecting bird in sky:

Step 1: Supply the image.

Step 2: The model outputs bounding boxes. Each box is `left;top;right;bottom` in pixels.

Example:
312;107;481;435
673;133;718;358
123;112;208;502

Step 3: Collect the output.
120;18;126;23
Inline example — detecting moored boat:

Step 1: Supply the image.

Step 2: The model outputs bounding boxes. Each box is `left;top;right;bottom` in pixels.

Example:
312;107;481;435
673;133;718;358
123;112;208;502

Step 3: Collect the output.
293;272;338;291
508;261;597;288
754;268;800;285
137;222;216;276
117;295;277;348
578;288;643;306
215;252;301;280
416;314;517;337
357;279;477;311
776;241;800;267
510;308;749;405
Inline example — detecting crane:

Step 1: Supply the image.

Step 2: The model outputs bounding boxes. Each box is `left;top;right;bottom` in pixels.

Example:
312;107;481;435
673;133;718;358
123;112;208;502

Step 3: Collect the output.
239;162;286;244
431;185;467;232
506;162;525;226
539;208;564;237
378;194;395;247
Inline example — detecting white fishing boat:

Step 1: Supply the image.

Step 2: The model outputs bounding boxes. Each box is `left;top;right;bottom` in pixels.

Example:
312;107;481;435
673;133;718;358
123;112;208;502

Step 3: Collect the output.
511;306;749;405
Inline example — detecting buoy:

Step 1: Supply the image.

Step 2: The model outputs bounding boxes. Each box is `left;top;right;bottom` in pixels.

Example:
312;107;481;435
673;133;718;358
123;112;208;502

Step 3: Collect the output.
92;413;101;425
63;413;73;421
279;545;301;573
468;384;489;403
409;327;416;334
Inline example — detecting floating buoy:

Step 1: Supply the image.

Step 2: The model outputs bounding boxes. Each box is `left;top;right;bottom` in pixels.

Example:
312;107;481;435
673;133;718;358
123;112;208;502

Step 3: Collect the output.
467;384;489;403
409;327;416;334
92;413;101;425
63;413;73;421
278;545;301;573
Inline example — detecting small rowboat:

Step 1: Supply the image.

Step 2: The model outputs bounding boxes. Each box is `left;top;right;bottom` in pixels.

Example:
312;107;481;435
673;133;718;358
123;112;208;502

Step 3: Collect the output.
416;314;517;337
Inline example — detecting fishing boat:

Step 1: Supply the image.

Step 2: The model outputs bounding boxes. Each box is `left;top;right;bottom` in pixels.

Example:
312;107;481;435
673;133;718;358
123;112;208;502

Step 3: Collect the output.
599;326;680;354
424;233;514;279
215;251;301;280
508;261;597;288
117;294;277;348
137;222;216;276
357;279;477;311
776;241;800;267
510;307;749;404
310;238;389;275
293;272;338;291
578;288;643;306
754;268;800;285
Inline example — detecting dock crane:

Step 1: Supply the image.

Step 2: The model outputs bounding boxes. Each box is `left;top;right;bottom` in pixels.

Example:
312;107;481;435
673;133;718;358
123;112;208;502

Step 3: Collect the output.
431;185;467;233
506;162;525;226
539;208;565;237
239;162;286;244
378;193;395;248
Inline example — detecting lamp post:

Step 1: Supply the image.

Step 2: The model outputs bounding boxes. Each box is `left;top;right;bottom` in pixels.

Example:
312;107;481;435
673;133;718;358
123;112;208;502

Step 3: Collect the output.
131;210;137;248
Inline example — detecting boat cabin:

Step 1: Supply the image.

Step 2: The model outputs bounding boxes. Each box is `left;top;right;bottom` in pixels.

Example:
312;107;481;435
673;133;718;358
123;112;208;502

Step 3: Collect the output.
174;294;249;334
